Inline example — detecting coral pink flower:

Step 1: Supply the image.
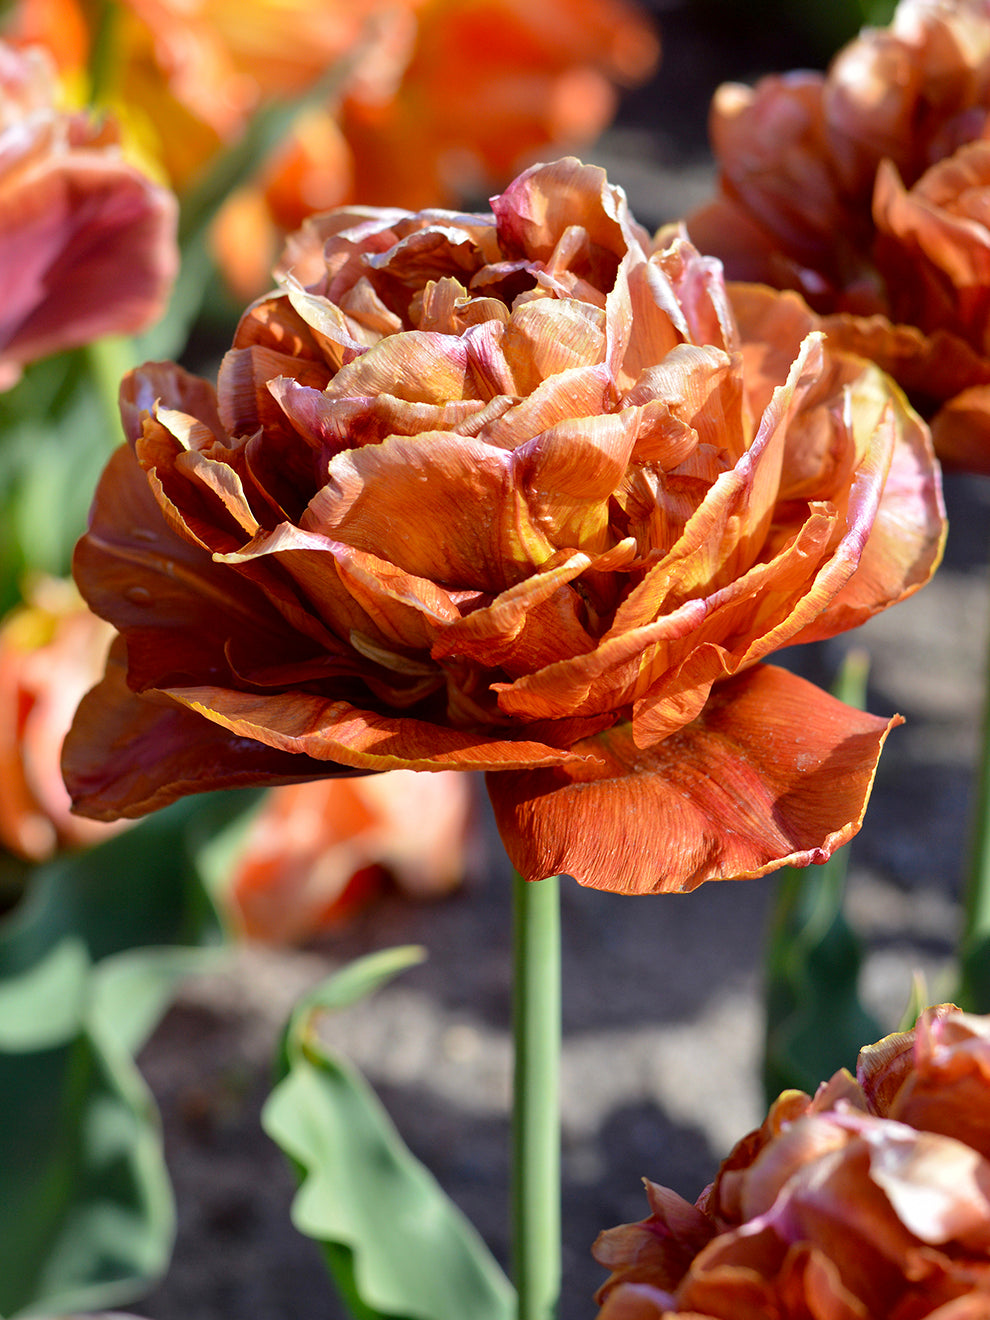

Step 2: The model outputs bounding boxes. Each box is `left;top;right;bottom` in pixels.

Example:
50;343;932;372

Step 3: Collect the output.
0;41;177;389
686;0;990;473
225;771;470;943
63;159;945;894
0;579;120;861
594;1005;990;1319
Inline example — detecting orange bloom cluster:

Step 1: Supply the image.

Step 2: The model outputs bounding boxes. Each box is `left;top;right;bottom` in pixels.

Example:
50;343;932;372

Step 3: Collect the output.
687;0;990;473
594;1004;990;1319
5;0;658;297
0;40;176;389
62;158;945;894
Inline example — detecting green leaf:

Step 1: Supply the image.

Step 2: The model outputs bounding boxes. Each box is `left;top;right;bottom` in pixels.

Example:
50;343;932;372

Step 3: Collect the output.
263;949;515;1320
0;1011;174;1320
0;789;263;1318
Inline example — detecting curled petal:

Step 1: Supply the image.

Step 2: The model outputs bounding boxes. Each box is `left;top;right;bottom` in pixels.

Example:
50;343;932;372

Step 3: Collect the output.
487;663;900;893
162;683;600;773
62;640;355;820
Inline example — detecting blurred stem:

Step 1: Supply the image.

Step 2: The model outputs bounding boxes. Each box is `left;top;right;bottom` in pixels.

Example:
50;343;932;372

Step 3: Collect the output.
84;0;120;106
84;337;132;450
762;648;881;1099
511;870;560;1320
958;599;990;1010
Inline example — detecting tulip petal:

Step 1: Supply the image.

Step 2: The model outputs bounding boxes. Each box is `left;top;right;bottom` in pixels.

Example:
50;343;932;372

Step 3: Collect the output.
487;663;900;892
303;431;555;590
62;640;357;821
161;682;599;773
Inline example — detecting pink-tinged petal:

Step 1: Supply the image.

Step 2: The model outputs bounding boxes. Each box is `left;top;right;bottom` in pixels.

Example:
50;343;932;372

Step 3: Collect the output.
511;411;639;554
74;445;302;682
487;663;900;893
623;344;746;464
606;332;825;639
431;550;596;673
302;431;555;590
120;361;225;447
501;296;607;389
864;1128;990;1249
323;329;483;404
268;375;510;452
283;279;377;368
784;363;946;646
477;362;613;449
649;236;738;354
161;682;599;773
494;499;835;732
217;344;332;441
492;157;630;269
62;640;359;822
221;520;464;657
0;143;177;381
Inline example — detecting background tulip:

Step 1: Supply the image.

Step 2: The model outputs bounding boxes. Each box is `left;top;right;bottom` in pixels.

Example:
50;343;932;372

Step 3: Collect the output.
224;771;470;943
0;41;177;390
594;1004;990;1319
686;0;990;473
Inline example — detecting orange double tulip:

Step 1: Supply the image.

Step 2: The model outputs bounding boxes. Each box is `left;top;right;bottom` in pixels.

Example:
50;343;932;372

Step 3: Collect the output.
62;159;945;894
595;1005;990;1319
688;0;990;473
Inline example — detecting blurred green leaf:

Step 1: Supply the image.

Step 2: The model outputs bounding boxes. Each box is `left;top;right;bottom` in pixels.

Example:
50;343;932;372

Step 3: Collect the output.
0;1007;174;1319
264;948;515;1320
0;789;262;1317
762;650;883;1098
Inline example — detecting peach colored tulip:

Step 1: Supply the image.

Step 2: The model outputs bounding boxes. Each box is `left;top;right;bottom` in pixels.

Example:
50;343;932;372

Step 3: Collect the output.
225;770;470;943
686;0;990;473
63;159;945;894
0;41;176;389
0;579;120;860
594;1006;990;1319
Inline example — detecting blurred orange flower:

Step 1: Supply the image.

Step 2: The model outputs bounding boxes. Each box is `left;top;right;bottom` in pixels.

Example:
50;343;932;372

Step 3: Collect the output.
0;40;177;389
4;0;397;188
225;770;470;943
6;0;658;299
686;0;990;473
594;1005;990;1320
0;578;119;861
62;158;944;894
214;0;661;298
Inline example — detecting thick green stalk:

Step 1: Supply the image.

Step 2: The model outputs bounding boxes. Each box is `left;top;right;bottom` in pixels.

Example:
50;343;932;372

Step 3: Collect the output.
511;870;561;1320
958;610;990;1010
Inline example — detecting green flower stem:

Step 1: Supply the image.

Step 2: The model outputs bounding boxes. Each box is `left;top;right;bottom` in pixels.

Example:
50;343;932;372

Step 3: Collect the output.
85;0;120;106
959;605;990;1011
511;870;561;1320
